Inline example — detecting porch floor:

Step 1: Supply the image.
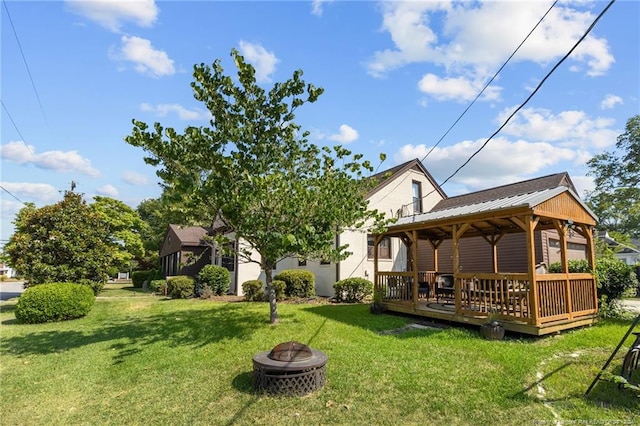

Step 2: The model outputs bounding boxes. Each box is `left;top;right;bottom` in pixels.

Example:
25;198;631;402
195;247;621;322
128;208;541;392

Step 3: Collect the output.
383;299;597;336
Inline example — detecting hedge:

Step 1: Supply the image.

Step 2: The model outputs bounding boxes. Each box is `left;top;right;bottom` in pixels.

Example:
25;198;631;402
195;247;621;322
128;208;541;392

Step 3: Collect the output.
333;277;373;303
274;270;315;298
166;276;194;299
15;282;95;324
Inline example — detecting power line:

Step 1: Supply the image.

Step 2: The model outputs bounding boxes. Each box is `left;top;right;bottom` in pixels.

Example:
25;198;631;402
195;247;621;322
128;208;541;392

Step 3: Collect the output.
0;185;26;205
418;0;616;204
420;0;558;163
2;0;48;124
1;100;36;157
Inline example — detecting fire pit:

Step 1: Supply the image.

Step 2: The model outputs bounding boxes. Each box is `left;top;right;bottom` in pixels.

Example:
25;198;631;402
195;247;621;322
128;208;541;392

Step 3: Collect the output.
253;341;328;396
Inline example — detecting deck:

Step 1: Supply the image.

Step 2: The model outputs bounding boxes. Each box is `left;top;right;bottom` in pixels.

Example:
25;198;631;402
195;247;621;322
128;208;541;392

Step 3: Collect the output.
377;271;598;336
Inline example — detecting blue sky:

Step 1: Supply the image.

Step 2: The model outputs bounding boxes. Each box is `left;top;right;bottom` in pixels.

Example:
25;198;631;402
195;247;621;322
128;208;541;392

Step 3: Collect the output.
1;0;639;245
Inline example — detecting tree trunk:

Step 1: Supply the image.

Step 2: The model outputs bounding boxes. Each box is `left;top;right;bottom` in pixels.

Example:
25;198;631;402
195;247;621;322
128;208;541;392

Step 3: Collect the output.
265;267;279;324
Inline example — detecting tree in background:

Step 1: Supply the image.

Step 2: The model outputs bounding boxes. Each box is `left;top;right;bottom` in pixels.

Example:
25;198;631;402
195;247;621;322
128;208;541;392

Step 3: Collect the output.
4;192;114;293
92;196;147;272
586;115;640;238
126;49;389;323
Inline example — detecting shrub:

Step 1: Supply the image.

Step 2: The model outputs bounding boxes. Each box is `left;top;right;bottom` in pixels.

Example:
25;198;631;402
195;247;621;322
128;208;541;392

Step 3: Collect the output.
274;270;315;298
199;285;215;299
333;277;373;303
196;265;230;296
242;280;264;302
132;270;151;288
595;258;638;312
166;276;194;299
548;259;592;273
15;282;95;324
149;279;166;294
0;274;7;282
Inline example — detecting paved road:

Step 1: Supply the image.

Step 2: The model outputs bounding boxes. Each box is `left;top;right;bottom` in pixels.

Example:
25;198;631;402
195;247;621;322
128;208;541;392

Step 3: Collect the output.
621;298;640;314
0;281;25;301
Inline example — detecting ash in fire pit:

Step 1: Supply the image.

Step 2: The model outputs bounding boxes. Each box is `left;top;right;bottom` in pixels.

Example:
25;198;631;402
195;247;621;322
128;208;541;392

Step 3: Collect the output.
253;341;327;396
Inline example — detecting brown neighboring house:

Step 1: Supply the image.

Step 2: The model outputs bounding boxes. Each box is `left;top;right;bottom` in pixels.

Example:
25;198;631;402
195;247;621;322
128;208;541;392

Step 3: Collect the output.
159;224;212;278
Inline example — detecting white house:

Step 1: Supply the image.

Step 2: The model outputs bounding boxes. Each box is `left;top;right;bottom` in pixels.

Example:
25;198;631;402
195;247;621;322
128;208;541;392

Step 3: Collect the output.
208;158;447;297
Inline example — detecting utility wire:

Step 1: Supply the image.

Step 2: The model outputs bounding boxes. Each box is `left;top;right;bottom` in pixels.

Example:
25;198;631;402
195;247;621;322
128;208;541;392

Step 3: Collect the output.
0;185;26;205
375;0;559;210
1;100;36;157
418;0;616;203
2;0;48;125
436;0;615;189
420;0;558;163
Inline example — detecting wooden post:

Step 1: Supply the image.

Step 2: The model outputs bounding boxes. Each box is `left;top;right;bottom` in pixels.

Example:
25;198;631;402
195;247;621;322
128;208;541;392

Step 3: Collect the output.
412;230;419;309
524;215;540;326
374;234;380;294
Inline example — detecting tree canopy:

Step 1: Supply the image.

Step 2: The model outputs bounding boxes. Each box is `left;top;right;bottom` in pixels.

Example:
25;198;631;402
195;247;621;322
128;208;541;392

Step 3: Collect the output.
586;115;640;238
125;49;388;323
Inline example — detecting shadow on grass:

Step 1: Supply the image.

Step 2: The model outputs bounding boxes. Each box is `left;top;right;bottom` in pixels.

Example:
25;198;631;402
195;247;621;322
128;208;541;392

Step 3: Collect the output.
0;303;270;363
583;377;640;409
303;303;448;337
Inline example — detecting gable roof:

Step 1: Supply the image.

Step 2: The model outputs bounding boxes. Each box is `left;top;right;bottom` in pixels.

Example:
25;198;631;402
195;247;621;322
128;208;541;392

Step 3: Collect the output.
367;158;447;199
168;224;211;246
430;172;576;212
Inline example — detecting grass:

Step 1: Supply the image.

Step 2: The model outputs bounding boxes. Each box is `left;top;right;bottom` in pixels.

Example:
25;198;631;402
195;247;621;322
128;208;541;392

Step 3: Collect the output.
1;283;638;425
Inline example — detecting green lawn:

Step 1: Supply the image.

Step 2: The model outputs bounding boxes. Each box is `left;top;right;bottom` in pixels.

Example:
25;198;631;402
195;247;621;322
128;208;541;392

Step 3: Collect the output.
1;284;638;425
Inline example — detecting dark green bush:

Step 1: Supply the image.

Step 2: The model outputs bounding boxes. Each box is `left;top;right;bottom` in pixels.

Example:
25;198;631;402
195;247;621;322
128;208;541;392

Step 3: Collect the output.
166;276;194;299
333;277;373;303
15;282;95;324
132;270;151;288
149;279;166;294
274;270;315;298
242;280;264;302
196;265;230;296
548;259;592;273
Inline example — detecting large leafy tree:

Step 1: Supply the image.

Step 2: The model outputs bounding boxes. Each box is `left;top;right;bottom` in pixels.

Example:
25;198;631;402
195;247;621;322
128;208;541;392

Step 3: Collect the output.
126;49;388;323
4;192;114;292
91;196;146;271
586;115;640;238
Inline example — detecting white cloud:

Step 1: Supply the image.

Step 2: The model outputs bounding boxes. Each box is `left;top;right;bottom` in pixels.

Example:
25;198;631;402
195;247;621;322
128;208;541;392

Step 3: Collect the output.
417;73;501;102
600;94;623;110
96;184;119;197
311;0;333;17
396;136;578;192
110;35;175;78
498;107;619;149
0;182;60;204
66;0;158;33
329;124;359;144
1;141;100;177
122;171;151;186
140;103;211;120
238;41;279;83
367;1;614;90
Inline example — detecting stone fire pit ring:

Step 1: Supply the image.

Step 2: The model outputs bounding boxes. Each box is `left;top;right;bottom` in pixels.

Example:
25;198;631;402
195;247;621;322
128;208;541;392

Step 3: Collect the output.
253;341;328;396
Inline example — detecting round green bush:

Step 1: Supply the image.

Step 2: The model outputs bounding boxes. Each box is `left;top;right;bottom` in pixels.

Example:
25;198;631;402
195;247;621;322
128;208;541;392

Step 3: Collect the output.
197;265;230;296
333;277;373;303
15;282;95;324
274;269;315;298
166;276;195;299
149;279;166;294
242;280;264;302
272;280;286;301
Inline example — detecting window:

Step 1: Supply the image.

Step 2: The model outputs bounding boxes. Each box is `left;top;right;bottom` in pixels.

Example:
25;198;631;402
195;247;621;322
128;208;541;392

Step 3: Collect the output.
368;235;391;260
298;259;307;266
320;259;330;265
412;181;423;214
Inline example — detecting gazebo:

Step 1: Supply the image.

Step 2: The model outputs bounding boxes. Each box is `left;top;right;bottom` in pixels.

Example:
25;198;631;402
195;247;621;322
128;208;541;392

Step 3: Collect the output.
372;184;599;336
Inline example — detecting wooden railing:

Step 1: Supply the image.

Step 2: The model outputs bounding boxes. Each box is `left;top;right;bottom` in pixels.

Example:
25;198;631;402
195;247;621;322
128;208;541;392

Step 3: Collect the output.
457;273;530;320
535;274;597;324
377;271;598;326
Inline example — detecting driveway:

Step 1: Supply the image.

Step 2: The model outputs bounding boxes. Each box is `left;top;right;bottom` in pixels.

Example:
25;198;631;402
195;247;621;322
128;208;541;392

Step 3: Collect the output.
0;281;25;301
621;298;640;314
